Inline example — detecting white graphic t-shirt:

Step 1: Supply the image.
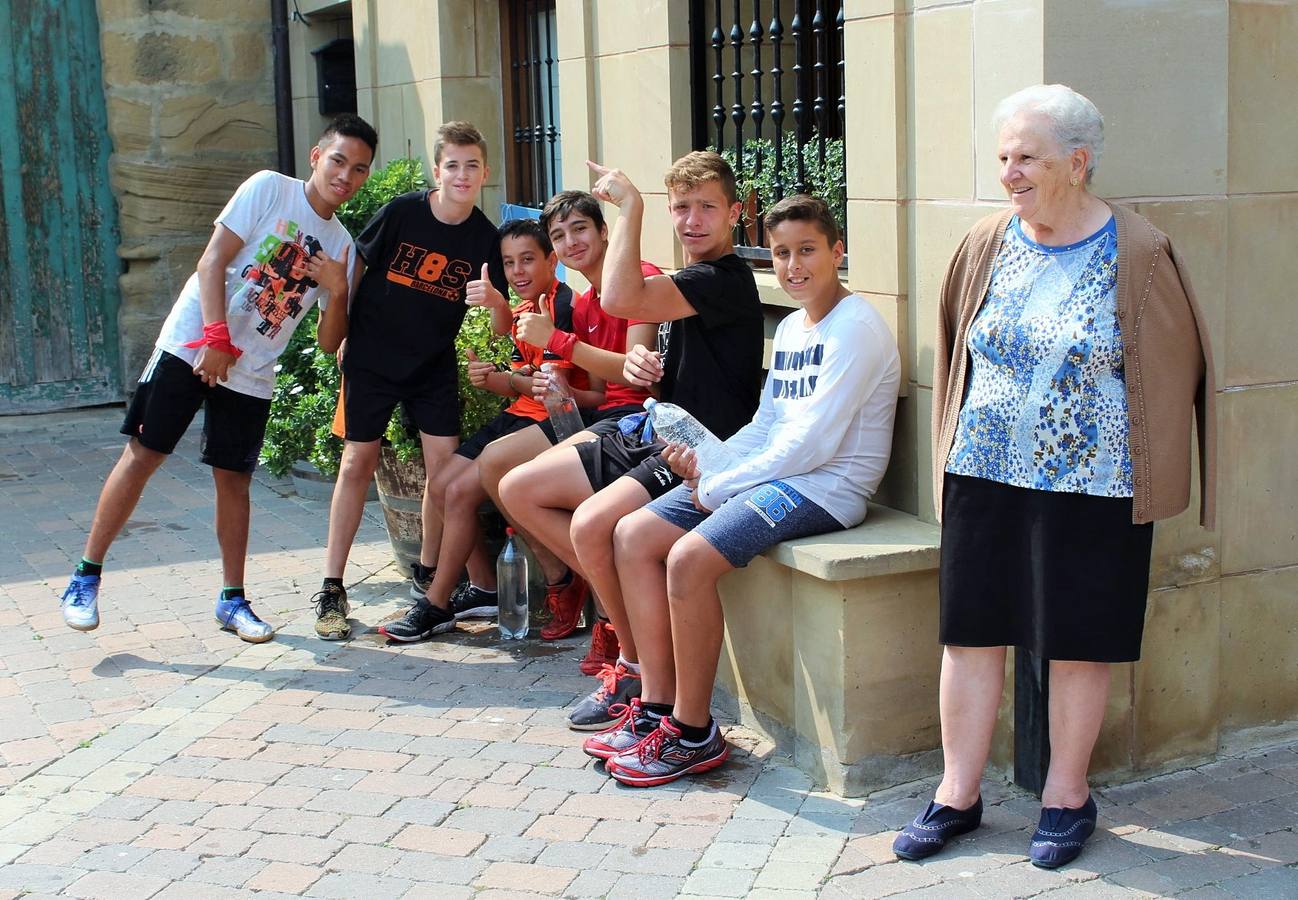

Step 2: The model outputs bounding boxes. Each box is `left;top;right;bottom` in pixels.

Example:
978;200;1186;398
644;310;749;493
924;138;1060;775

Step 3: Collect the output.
154;170;357;399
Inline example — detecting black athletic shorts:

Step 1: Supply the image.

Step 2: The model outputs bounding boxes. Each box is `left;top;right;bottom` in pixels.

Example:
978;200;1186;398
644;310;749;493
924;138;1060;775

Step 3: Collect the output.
573;415;681;498
342;349;460;442
121;349;271;474
536;403;643;446
455;411;537;461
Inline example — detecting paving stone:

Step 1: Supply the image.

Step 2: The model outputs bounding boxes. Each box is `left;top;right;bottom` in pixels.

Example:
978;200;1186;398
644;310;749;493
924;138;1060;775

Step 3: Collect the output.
74;843;155;873
325;842;403;874
243;833;341;865
307;872;414;899
602;845;702;877
385;850;486;885
682;866;760;897
188;856;267;887
385;797;456;826
126;848;202;879
605;873;688;899
1217;865;1298;900
63;870;171;899
1106;852;1262;894
441;806;538;837
0;863;86;893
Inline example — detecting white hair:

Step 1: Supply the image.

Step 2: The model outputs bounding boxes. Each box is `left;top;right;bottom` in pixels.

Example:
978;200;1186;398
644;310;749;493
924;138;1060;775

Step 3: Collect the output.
992;84;1104;182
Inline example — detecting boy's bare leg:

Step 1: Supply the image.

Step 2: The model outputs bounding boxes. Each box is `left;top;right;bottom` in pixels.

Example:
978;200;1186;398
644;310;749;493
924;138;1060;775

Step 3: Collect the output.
423;456;494;608
498;447;596;576
324;439;382;579
663;533;733;727
608;505;685;703
82;439;168;563
478;428;570;584
570;477;653;665
212;468;253;587
418;433;459;568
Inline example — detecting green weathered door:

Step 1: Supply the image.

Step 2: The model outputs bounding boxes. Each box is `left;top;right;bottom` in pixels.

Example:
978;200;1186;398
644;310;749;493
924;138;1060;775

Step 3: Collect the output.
0;0;122;413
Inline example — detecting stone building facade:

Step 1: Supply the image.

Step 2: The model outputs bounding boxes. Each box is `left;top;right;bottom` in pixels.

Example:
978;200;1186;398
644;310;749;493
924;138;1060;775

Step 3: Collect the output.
96;0;279;385
85;0;1298;791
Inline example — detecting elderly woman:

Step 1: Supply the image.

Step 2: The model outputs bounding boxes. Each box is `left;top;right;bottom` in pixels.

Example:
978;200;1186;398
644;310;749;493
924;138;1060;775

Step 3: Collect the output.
893;84;1215;869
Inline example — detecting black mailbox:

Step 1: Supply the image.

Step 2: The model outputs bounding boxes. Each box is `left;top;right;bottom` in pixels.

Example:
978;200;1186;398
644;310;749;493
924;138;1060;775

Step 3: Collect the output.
312;38;357;115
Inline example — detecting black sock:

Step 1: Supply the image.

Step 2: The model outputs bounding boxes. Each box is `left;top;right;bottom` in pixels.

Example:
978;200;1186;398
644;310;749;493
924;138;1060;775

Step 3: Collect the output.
670;715;712;743
642;702;673;718
412;563;434;579
221;587;245;602
76;558;102;577
323;577;344;590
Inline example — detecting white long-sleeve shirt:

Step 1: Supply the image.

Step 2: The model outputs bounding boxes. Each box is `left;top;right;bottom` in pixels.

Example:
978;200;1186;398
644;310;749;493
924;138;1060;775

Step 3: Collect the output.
697;293;901;527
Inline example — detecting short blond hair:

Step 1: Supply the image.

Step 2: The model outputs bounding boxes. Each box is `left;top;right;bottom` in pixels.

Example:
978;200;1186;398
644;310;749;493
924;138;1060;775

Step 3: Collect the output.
663;150;738;205
434;121;488;164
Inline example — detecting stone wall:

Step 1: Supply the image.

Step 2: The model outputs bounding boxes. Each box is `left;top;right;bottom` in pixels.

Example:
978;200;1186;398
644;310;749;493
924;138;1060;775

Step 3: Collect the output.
96;0;278;386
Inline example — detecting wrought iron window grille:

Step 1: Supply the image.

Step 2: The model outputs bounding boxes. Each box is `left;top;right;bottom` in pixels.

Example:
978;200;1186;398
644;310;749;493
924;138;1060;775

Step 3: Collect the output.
503;0;561;209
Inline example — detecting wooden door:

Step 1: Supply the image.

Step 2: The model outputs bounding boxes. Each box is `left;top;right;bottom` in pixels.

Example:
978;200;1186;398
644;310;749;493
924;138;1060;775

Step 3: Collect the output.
0;0;123;413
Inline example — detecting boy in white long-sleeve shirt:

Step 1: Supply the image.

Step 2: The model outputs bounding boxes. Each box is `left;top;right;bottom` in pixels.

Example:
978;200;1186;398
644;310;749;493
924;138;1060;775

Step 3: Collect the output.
587;195;901;786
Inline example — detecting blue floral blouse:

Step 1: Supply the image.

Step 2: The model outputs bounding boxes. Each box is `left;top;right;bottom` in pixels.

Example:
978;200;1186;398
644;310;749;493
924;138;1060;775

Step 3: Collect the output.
945;215;1133;497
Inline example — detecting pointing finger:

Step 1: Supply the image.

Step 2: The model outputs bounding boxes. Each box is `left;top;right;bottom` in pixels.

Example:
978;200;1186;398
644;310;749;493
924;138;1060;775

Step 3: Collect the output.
586;160;611;177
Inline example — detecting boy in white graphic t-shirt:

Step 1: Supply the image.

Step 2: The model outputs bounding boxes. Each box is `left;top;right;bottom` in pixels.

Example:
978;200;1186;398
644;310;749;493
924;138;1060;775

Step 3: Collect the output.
57;115;377;643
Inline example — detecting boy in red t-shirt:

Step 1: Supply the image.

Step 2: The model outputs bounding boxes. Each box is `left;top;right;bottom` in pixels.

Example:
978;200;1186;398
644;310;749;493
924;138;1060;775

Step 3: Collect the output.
379;218;597;641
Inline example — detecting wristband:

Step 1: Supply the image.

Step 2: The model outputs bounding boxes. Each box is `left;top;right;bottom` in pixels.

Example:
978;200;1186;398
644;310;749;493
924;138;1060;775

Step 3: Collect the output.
545;329;579;362
181;321;243;359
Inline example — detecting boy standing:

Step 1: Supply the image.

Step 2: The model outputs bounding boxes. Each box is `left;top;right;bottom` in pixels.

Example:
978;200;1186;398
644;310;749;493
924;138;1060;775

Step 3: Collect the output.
59;115;377;642
312;121;509;640
593;196;901;786
379;219;591;641
498;152;764;729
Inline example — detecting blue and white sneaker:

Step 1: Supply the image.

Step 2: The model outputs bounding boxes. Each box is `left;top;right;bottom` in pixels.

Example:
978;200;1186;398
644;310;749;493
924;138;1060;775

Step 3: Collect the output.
60;573;101;631
214;594;274;643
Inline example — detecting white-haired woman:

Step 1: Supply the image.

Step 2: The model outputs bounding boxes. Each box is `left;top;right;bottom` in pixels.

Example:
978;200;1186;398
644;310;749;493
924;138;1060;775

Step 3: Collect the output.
893;84;1216;868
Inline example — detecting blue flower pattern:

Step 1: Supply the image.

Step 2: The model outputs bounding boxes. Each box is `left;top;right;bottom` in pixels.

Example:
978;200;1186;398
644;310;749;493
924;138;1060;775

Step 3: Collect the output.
946;217;1133;497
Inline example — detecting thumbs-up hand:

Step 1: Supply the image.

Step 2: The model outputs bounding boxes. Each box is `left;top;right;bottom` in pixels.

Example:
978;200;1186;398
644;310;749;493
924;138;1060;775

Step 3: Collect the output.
465;347;494;388
465;262;506;309
515;295;556;349
587;160;641;210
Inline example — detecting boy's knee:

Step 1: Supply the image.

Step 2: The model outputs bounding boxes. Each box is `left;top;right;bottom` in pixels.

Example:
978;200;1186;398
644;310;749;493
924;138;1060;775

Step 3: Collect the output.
571;503;613;562
444;470;482;512
666;535;724;590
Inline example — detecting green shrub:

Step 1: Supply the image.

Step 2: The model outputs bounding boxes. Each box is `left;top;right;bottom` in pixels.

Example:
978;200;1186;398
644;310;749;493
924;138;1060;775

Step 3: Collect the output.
715;131;846;240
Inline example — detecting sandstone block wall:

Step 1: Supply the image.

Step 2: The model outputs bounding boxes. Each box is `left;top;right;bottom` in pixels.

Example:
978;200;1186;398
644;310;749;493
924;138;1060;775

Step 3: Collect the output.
97;0;277;386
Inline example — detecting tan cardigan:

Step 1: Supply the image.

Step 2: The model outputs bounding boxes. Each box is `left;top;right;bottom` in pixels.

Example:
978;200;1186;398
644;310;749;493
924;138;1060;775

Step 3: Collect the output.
932;203;1216;527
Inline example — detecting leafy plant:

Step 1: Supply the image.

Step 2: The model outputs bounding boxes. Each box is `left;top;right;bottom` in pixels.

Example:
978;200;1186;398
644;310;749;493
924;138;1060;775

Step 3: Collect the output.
714;131;846;242
260;155;512;475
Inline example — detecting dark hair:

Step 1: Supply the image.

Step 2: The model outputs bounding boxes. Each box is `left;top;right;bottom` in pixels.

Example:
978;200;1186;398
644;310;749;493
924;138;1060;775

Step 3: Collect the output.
539;190;606;235
763;194;840;246
664;150;739;206
498;218;553;256
318;114;378;157
434;120;488;164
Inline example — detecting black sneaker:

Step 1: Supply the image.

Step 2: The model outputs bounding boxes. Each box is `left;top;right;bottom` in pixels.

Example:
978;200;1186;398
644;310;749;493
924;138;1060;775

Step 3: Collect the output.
311;584;351;640
409;563;436;601
378;600;455;642
450;583;498;620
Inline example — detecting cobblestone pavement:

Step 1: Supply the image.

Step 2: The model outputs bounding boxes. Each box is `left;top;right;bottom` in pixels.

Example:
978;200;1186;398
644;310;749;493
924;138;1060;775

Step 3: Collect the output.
1;408;1296;899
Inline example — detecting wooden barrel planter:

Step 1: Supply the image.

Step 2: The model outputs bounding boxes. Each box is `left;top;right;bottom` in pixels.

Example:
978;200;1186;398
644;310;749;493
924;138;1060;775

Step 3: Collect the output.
374;447;425;574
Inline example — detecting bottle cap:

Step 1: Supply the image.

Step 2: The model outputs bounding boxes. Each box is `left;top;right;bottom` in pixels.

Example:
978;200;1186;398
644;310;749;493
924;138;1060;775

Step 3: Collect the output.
643;398;657;411
505;527;515;535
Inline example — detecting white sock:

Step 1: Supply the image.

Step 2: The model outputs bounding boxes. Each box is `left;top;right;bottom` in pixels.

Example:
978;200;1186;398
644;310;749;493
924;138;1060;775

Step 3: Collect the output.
467;583;497;594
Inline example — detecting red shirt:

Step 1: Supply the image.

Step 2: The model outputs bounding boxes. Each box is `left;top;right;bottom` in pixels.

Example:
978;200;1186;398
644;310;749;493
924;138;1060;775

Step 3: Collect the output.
506;279;587;421
572;261;663;411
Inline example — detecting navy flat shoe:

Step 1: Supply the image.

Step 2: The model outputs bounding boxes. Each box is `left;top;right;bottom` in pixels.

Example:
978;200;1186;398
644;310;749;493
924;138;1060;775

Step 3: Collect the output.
1029;794;1097;868
892;795;984;860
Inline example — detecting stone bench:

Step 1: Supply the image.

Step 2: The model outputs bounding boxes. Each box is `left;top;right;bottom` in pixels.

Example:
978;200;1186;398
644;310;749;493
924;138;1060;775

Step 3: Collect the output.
713;504;944;796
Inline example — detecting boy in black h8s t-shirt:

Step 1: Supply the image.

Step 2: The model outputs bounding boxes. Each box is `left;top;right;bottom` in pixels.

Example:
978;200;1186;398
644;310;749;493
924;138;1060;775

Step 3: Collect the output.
312;121;510;641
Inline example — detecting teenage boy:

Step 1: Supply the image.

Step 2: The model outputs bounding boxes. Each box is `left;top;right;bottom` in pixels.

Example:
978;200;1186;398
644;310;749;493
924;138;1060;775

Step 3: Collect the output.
58;115;377;642
311;121;509;641
480;190;660;660
498;152;763;729
590;196;901;786
378;218;596;641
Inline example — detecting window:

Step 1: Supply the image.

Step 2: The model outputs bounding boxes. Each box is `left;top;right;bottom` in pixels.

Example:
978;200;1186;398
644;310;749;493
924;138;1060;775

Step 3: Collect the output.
690;0;846;259
502;0;562;209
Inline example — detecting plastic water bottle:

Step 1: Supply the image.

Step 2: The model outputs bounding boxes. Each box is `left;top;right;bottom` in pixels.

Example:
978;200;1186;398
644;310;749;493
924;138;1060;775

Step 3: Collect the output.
541;363;585;441
497;528;529;640
643;398;741;474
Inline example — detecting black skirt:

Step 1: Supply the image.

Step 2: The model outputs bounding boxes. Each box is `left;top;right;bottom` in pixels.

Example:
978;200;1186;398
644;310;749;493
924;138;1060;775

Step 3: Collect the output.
939;473;1154;663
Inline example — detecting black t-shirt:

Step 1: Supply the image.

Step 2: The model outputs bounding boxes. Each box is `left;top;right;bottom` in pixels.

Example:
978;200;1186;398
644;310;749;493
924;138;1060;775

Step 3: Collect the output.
656;254;763;439
346;190;507;385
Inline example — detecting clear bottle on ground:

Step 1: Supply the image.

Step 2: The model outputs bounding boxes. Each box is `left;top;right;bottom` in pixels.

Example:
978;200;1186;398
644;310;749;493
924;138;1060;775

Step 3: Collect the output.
497;528;529;640
643;397;741;474
540;363;585;442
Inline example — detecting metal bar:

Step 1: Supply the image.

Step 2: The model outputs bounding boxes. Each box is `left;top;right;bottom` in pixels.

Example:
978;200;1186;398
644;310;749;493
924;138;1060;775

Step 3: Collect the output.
813;0;827;166
836;1;845;134
791;4;806;193
730;0;745;170
543;2;558;199
271;0;295;176
769;5;785;203
529;0;545;207
510;1;526;205
1014;650;1051;796
750;1;765;246
712;0;725;148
